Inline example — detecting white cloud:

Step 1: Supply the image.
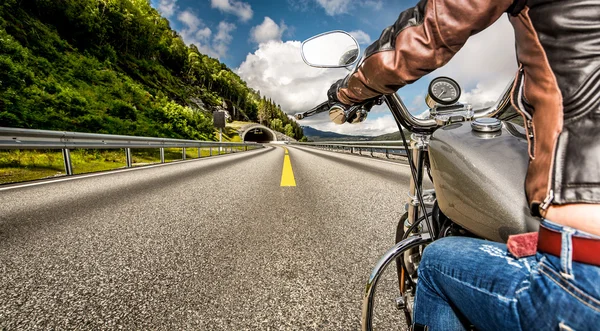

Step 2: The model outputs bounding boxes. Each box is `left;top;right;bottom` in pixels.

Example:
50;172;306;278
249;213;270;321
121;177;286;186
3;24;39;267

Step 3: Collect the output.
432;17;517;108
213;21;236;56
250;17;288;44
177;11;235;58
236;15;517;136
315;0;351;15
178;10;201;31
362;1;383;11
211;0;253;22
195;27;212;41
314;0;381;16
236;40;396;135
215;21;236;43
349;30;371;45
300;114;399;136
157;0;177;17
237;40;342;113
177;11;215;56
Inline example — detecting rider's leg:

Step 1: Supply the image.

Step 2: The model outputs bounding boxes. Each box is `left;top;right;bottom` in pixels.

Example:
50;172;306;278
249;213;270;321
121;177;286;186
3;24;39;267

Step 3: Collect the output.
412;237;534;330
413;224;600;330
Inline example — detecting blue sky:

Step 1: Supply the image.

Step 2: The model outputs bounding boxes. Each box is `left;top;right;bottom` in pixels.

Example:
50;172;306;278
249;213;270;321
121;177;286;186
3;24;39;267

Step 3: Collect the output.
150;0;518;135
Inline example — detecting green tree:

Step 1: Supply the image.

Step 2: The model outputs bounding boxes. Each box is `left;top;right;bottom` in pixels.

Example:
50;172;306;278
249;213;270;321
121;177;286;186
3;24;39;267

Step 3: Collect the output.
270;118;283;132
284;124;294;138
0;0;306;141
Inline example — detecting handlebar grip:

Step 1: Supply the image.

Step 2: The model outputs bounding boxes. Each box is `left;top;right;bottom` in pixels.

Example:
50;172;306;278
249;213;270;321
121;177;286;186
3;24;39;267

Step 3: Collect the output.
329;104;347;124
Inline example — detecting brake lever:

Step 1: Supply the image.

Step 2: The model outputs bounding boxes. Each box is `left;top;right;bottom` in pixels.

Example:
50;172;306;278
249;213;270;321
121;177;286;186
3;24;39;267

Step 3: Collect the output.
295;101;329;120
295;96;384;123
336;96;385;124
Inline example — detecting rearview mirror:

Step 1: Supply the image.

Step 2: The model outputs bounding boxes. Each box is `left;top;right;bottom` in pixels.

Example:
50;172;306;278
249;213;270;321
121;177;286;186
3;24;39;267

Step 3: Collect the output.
302;31;360;68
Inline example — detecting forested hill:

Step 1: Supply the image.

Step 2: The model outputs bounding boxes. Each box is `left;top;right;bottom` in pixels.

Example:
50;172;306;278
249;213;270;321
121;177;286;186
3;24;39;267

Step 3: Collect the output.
0;0;304;141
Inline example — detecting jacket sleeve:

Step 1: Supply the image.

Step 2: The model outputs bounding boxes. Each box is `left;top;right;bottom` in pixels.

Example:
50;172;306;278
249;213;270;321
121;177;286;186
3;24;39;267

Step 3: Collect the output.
337;0;516;105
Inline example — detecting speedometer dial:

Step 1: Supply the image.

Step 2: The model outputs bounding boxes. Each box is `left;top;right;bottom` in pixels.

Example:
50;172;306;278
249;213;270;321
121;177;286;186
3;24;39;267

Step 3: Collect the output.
426;77;461;107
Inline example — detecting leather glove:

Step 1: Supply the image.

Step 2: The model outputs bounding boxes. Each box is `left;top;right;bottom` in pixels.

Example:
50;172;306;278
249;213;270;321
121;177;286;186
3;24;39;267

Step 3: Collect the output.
327;78;351;110
328;78;379;110
327;78;352;124
327;78;380;124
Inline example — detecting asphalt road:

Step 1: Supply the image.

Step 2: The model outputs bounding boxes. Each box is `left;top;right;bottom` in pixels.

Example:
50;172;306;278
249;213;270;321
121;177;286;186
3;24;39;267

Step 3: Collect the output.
0;145;414;330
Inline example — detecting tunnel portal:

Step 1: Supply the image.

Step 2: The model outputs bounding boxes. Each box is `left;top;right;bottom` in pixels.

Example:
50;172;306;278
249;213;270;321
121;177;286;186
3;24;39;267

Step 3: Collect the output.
242;126;276;143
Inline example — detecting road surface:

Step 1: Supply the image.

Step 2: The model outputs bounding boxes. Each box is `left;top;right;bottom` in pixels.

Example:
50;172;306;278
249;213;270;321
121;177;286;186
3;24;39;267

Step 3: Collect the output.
0;145;413;330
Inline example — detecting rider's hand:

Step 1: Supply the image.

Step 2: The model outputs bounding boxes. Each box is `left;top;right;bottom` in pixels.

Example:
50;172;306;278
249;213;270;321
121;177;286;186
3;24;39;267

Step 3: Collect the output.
328;77;381;124
328;78;379;111
327;78;352;110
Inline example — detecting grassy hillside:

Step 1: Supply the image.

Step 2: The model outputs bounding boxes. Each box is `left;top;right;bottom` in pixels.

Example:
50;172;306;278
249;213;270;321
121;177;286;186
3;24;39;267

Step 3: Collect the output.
0;0;304;140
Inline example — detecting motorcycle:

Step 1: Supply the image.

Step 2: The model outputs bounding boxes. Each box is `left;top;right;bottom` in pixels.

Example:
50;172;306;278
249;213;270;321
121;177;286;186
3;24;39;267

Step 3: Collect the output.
296;31;539;330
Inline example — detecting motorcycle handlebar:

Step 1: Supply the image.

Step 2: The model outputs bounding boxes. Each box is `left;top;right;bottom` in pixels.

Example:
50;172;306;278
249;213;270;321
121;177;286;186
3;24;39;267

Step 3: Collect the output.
383;93;438;134
295;101;330;120
295;77;513;132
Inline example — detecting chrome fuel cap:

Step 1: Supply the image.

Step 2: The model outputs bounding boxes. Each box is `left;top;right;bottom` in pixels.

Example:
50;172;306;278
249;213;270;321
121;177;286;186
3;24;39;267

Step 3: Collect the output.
471;118;502;133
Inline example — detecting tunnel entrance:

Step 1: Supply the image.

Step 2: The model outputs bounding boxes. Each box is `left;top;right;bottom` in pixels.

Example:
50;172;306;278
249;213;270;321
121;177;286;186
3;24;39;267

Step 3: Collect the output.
243;128;275;143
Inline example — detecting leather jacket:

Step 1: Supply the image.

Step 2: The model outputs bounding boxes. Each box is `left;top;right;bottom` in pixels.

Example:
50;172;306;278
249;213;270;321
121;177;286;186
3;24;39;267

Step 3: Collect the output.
337;0;600;216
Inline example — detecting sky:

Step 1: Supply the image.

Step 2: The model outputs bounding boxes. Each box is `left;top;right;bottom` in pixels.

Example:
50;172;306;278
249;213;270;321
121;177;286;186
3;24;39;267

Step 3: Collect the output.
150;0;518;136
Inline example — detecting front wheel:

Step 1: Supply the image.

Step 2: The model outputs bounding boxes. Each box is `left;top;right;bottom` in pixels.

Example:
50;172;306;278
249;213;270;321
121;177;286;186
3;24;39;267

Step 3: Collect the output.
394;211;433;327
394;212;413;325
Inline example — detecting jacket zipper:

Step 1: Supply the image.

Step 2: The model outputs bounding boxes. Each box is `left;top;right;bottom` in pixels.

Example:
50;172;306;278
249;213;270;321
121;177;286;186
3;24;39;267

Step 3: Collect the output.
540;190;554;212
516;73;536;158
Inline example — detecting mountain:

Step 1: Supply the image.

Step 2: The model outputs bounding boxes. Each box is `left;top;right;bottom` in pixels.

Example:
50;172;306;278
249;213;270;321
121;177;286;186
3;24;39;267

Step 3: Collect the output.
370;130;412;141
0;1;304;140
301;126;412;142
301;126;372;141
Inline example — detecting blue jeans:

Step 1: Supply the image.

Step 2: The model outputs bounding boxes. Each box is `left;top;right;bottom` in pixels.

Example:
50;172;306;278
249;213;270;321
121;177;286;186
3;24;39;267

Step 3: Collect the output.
413;220;600;330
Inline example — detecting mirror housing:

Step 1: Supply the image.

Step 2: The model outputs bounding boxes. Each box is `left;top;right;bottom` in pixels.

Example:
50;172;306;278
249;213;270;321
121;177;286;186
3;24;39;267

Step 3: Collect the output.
302;31;360;68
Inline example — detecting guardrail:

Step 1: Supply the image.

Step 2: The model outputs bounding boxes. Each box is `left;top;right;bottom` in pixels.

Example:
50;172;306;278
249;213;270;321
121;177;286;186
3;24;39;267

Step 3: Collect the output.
290;140;408;159
0;127;263;176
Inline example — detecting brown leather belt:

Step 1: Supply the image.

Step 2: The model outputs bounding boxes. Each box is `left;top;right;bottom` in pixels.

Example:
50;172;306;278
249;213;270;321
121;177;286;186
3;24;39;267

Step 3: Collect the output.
538;225;600;266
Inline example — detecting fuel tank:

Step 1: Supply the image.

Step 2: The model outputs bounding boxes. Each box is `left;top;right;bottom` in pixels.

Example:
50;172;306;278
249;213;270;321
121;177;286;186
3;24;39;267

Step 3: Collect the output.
428;121;540;243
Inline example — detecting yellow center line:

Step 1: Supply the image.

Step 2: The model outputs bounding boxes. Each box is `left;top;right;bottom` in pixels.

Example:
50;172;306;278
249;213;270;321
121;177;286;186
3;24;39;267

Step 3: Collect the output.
280;147;296;187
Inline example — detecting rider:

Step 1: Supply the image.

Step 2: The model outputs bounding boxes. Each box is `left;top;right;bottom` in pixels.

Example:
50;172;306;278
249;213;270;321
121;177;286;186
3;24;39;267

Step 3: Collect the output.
326;0;600;329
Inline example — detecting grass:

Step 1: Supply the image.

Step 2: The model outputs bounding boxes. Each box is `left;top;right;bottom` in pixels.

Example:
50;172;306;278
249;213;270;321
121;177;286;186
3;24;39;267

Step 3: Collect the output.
0;146;247;184
217;121;255;143
0;124;252;185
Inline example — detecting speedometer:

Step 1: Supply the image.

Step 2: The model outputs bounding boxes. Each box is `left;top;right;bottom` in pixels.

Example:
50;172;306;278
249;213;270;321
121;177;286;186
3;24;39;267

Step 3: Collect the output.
425;77;461;107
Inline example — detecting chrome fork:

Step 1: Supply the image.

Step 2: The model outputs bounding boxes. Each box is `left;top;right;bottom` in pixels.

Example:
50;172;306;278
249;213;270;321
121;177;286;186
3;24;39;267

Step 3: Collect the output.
361;234;432;331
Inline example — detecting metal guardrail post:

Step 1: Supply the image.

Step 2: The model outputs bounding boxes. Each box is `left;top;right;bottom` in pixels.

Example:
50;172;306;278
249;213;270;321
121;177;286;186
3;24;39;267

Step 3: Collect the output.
210;147;213;156
0;128;261;177
126;148;133;168
62;149;73;175
291;140;409;162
